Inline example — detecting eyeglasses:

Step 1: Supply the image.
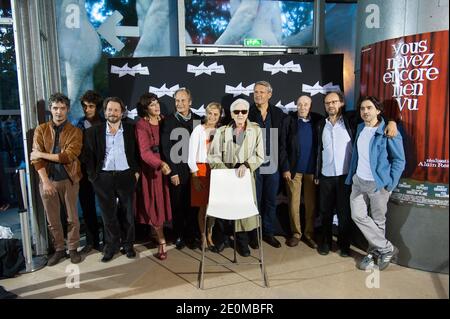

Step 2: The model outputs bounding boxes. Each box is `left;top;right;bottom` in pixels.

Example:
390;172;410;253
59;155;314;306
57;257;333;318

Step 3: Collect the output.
325;100;341;106
232;110;248;115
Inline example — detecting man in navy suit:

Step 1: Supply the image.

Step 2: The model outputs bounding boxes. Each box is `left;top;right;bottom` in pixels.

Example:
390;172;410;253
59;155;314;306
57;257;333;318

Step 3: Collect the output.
247;81;285;251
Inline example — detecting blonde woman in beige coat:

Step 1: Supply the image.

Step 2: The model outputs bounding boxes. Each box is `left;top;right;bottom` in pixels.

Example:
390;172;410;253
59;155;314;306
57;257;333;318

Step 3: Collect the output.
208;98;264;257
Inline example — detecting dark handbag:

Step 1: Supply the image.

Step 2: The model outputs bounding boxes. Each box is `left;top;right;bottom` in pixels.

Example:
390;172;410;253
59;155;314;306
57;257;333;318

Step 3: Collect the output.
0;238;25;278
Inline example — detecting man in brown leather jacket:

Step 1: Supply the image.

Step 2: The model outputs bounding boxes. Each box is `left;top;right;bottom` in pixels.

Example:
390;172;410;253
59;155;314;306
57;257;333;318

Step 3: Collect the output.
31;93;83;266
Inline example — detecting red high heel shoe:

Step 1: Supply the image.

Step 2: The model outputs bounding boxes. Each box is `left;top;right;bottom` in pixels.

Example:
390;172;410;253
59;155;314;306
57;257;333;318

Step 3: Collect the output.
155;243;167;260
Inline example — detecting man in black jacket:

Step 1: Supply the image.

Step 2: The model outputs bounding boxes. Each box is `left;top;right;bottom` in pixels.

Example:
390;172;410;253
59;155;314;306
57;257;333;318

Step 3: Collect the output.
75;90;104;254
82;97;140;262
280;95;322;249
315;91;357;257
161;88;202;250
247;81;285;251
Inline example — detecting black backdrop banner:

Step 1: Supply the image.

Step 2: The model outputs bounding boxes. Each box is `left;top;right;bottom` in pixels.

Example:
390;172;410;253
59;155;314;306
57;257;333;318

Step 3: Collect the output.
108;54;343;118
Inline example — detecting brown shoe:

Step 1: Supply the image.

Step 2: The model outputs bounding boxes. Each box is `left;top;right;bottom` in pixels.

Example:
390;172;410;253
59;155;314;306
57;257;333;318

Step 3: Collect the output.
286;237;300;247
47;250;67;266
69;249;82;264
302;236;318;249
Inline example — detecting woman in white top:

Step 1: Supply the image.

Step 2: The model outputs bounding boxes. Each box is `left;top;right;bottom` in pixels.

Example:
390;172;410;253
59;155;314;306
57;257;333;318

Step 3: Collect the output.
188;102;222;251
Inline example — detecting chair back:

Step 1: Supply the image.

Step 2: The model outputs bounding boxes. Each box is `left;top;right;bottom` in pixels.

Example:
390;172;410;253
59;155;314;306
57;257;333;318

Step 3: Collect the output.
206;168;259;220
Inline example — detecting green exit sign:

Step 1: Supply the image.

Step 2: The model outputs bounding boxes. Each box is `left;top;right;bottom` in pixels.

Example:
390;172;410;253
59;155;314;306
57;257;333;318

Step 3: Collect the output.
244;38;263;47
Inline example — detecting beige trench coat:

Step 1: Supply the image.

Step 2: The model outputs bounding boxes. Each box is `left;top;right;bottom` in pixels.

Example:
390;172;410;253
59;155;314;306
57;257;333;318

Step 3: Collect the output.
207;120;264;231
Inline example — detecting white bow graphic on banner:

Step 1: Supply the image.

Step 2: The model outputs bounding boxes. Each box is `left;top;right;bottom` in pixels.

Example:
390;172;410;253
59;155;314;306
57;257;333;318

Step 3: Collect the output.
263;60;302;75
302;81;341;96
149;83;180;98
275;101;297;114
111;63;149;77
126;107;138;119
191;105;206;117
225;82;255;97
187;62;226;76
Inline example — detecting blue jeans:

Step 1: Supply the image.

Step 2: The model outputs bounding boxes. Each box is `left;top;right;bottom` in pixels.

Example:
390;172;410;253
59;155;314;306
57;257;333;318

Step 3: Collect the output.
255;167;280;236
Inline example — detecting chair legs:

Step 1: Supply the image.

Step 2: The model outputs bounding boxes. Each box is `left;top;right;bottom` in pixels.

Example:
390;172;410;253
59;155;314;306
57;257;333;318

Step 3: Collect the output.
199;214;208;289
198;215;270;289
233;226;237;263
257;215;269;288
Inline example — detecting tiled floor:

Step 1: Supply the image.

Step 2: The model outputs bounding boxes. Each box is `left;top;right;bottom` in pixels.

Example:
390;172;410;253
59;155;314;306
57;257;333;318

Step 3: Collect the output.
1;237;448;299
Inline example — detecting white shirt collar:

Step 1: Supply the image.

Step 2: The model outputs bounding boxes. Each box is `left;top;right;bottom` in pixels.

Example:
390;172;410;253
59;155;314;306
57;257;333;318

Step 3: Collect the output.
298;116;310;123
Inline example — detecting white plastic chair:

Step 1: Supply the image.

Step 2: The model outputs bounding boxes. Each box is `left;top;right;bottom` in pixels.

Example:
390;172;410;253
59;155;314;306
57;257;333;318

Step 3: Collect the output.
198;168;269;289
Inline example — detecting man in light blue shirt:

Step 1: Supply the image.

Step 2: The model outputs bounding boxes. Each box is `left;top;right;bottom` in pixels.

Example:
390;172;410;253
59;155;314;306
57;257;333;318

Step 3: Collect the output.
83;97;140;263
103;122;130;171
315;91;355;257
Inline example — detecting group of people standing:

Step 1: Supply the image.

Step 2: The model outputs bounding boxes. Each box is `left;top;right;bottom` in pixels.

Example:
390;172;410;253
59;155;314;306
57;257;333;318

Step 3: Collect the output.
30;80;405;272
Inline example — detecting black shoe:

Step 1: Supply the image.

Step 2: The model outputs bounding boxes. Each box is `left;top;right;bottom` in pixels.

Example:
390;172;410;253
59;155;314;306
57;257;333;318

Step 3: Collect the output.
223;236;231;248
0;286;17;299
125;247;136;258
263;235;281;248
101;251;115;263
249;238;259;250
120;246;136;258
236;244;250;257
317;244;330;255
210;242;225;253
339;248;351;258
175;237;185;250
186;238;201;250
302;236;318;249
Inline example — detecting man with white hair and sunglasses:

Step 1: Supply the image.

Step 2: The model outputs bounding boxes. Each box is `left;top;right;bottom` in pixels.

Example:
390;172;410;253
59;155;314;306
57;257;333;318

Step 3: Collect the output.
208;98;264;257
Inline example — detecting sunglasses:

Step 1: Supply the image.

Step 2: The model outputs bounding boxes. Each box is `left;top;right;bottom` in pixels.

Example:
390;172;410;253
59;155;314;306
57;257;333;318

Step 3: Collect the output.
232;109;248;115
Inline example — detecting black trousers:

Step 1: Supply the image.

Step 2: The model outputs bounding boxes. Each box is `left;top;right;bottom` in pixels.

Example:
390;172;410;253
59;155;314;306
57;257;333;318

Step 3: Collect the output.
318;175;352;250
169;180;198;241
212;219;256;249
79;174;100;247
93;170;136;253
212;219;231;246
